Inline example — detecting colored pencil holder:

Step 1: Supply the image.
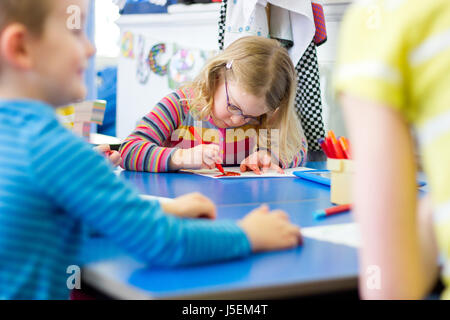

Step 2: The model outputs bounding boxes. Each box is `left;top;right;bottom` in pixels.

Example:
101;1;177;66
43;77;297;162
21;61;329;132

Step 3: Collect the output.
327;158;354;205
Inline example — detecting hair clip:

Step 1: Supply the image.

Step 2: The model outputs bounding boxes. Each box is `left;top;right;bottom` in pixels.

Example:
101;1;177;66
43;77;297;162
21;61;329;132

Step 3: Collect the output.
226;60;233;70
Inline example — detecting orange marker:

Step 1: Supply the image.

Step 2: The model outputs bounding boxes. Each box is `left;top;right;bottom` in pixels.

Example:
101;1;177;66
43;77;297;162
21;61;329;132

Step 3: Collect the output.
339;136;351;159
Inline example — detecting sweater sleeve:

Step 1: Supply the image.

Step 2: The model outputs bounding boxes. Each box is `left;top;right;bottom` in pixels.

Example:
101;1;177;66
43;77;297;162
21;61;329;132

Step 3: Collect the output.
119;91;187;172
279;137;308;169
28;117;252;267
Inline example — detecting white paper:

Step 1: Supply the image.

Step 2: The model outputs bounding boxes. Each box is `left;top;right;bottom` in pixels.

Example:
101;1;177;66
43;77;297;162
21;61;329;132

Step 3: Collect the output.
301;223;361;248
181;166;311;179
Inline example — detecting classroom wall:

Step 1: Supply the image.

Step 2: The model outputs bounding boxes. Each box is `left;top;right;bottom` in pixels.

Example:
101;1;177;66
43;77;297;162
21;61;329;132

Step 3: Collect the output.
109;1;352;139
86;0;97;100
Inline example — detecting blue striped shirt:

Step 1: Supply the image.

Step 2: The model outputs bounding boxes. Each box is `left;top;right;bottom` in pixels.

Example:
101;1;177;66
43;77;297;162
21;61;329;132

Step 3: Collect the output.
0;100;251;300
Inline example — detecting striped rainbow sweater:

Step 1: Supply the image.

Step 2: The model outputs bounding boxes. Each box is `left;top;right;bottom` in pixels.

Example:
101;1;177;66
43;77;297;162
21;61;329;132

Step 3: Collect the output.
120;88;307;172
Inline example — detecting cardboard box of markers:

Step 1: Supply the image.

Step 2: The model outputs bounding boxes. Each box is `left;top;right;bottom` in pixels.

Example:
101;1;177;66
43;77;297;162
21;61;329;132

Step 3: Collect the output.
320;131;353;205
56;100;107;139
327;158;353;205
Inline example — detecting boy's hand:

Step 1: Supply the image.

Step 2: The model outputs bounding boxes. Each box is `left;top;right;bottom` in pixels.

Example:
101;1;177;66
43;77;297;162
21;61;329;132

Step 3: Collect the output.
238;205;302;251
170;144;222;170
240;150;284;175
94;144;122;167
161;192;217;219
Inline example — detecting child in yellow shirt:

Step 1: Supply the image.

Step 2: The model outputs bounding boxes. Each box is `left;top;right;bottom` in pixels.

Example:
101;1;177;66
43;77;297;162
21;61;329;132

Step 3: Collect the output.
335;0;450;299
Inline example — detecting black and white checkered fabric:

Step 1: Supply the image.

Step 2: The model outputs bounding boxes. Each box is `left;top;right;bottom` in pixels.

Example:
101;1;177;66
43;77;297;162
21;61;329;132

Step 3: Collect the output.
295;41;325;151
218;0;325;152
218;0;227;51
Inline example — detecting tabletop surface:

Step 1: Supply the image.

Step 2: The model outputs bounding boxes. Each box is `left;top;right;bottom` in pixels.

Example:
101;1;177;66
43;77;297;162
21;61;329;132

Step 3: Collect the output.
81;162;360;299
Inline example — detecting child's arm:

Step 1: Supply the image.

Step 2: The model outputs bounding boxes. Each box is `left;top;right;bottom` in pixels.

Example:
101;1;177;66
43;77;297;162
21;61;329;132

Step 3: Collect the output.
29;118;301;267
119;92;185;172
341;94;439;299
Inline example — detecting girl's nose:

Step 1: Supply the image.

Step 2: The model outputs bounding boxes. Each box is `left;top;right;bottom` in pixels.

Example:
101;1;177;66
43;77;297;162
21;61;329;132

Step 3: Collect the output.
230;115;244;125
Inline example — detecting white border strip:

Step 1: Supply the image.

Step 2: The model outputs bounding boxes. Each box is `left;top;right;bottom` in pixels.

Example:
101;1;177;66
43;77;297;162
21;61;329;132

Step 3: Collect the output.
418;110;450;148
410;29;450;66
434;201;450;224
336;61;402;84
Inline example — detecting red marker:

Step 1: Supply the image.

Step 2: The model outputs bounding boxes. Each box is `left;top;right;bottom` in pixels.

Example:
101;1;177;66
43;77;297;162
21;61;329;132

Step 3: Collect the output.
318;138;330;157
328;130;345;159
314;204;352;220
325;136;336;158
189;127;225;175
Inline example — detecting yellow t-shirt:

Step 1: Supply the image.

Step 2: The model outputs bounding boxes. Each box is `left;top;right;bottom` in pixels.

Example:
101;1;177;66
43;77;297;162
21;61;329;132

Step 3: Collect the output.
334;0;450;299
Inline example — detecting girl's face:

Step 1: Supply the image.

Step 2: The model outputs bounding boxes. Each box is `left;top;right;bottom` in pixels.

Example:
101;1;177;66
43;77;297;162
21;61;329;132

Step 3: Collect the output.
212;77;269;129
28;0;95;106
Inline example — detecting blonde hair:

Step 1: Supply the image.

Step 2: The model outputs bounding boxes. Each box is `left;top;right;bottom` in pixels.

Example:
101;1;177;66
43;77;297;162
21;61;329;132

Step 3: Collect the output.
183;36;307;165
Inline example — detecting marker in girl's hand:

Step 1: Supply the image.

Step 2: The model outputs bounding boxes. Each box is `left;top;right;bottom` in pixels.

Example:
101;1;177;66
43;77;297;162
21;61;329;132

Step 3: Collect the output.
188;127;236;176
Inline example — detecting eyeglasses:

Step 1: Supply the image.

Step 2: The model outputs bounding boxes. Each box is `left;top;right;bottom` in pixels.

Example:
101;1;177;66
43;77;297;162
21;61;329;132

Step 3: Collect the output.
224;72;261;126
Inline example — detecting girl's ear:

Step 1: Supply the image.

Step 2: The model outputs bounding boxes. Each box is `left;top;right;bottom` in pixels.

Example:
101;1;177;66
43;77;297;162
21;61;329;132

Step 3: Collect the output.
213;68;224;84
0;24;33;70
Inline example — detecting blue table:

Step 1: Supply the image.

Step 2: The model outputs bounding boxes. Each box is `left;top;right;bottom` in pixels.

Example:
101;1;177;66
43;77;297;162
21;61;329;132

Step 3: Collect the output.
81;162;359;299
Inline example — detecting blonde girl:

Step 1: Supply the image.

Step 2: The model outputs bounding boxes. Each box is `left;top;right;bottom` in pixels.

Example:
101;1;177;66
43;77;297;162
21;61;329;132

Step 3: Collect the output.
120;36;307;173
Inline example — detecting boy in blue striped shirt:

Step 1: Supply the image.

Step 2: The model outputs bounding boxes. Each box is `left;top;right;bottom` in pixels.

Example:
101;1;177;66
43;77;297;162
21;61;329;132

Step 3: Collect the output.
0;0;302;299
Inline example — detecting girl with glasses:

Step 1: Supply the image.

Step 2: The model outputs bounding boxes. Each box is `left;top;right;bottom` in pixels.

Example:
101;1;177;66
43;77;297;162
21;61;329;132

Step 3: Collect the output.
120;36;307;174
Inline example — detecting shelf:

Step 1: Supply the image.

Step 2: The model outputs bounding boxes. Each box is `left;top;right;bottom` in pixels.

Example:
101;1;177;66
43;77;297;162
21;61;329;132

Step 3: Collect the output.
117;1;353;27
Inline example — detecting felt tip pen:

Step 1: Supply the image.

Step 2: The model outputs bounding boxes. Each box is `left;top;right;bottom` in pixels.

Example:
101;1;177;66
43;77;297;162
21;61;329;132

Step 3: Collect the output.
325;136;336;158
339;136;351;159
189;127;225;175
314;204;352;220
318;138;330;157
328;130;345;159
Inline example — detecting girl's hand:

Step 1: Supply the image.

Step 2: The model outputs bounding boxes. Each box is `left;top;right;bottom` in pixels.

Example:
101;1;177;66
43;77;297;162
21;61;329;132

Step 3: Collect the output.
161;193;216;219
238;205;302;251
170;144;222;170
94;144;122;167
240;150;284;175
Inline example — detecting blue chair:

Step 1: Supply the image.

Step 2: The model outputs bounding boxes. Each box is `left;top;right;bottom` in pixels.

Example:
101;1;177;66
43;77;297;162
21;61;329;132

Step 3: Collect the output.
96;67;117;137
